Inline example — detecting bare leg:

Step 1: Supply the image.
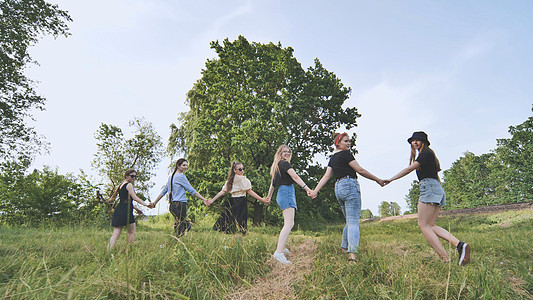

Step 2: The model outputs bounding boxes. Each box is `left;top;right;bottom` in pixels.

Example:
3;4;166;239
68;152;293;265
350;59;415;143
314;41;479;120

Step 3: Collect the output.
276;208;295;253
108;227;123;250
127;223;136;244
428;205;460;247
418;202;450;261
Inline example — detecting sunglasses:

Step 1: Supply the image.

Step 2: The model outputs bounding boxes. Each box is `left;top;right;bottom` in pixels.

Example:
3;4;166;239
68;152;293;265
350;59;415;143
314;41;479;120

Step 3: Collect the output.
236;168;244;171
129;174;137;178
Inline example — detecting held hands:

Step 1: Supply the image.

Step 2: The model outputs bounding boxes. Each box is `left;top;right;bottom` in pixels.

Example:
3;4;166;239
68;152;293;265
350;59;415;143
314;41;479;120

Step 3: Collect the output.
307;189;318;199
147;202;156;209
261;197;271;205
376;178;392;187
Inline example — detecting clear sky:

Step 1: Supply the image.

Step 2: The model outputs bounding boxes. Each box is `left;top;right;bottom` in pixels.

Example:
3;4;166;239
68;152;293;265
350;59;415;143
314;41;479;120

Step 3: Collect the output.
26;0;533;216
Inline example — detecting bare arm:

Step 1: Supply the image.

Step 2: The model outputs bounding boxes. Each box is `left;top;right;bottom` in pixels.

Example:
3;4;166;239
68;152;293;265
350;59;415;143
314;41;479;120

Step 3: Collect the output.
287;168;313;194
193;192;208;202
126;184;149;206
266;181;275;200
247;189;270;205
313;167;333;194
210;189;227;203
206;188;227;206
387;161;420;182
348;159;385;186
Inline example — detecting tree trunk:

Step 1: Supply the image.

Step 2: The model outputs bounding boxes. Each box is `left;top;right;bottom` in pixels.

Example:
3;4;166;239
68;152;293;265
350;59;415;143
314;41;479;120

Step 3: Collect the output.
252;200;263;226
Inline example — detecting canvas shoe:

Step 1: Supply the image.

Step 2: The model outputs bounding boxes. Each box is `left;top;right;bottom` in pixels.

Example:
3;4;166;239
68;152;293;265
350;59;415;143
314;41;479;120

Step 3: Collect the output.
457;242;471;266
273;252;291;265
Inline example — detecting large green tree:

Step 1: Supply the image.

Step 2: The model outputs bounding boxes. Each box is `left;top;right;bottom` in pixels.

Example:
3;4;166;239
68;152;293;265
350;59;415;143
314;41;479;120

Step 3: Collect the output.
169;36;360;225
442;151;503;208
390;202;401;216
493;106;533;202
92;118;163;214
378;201;391;218
361;209;373;219
0;0;71;162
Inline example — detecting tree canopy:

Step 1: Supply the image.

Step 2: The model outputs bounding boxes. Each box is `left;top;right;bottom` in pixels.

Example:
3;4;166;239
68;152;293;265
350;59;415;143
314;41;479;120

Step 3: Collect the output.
169;36;360;224
0;164;98;225
404;180;419;213
92;118;163;211
0;0;71;163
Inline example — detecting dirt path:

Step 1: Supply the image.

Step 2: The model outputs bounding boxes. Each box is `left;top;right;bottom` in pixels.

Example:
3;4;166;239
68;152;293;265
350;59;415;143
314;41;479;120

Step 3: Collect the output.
226;239;317;300
364;201;533;222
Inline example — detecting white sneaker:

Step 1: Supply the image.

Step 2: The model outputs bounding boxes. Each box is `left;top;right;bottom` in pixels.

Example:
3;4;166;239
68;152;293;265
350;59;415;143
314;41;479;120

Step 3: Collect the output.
283;248;290;255
273;252;291;265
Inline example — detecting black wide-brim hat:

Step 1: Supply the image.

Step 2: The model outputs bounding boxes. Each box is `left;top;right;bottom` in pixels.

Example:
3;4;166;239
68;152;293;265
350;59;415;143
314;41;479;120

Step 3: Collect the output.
407;131;430;146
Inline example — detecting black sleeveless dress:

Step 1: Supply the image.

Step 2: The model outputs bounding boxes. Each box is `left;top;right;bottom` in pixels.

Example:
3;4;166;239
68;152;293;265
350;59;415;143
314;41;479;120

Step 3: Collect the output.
111;183;135;227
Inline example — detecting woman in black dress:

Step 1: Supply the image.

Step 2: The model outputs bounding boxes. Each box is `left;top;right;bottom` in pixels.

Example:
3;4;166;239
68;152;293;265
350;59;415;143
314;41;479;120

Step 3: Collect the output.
107;169;150;250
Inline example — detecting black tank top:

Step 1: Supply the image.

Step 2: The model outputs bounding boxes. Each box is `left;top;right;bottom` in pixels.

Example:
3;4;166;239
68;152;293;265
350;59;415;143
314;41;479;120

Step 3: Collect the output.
118;183;130;203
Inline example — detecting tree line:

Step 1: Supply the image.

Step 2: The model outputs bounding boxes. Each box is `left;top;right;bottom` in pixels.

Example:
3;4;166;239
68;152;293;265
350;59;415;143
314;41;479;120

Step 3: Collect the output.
404;107;533;213
1;1;530;225
0;1;358;226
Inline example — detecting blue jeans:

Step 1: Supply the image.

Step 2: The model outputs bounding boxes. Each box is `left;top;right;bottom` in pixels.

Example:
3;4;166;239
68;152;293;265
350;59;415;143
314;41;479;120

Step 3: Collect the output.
334;178;361;253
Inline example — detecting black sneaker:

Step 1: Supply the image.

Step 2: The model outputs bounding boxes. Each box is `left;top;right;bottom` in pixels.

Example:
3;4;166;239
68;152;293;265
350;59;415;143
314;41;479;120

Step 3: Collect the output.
457;242;470;266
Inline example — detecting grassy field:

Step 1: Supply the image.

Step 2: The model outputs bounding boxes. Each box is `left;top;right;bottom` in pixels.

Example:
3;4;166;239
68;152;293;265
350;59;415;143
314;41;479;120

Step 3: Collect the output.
1;209;532;299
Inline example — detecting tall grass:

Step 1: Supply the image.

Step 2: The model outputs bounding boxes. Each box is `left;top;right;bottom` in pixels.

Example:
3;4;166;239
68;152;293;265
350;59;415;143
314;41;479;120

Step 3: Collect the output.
295;210;533;299
0;216;276;299
1;210;532;299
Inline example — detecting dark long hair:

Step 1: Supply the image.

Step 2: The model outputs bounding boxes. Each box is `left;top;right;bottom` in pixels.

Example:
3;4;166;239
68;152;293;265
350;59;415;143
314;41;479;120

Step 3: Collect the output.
124;168;136;178
109;168;136;201
172;158;187;176
226;162;242;192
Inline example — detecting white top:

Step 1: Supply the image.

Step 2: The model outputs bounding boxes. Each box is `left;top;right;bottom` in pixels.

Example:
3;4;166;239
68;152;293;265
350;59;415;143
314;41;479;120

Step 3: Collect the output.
224;175;252;197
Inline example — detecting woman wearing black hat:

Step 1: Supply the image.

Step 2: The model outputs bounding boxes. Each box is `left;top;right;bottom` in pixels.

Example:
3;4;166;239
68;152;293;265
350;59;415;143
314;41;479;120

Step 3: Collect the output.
385;131;471;265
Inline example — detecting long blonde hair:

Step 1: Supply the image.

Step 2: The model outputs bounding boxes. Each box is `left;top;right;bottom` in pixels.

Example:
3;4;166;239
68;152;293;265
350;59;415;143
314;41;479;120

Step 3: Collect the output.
409;142;441;171
270;145;291;178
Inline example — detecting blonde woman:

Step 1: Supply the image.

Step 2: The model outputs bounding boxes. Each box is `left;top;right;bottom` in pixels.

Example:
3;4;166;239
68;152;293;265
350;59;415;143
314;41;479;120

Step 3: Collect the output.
385;132;471;265
208;162;270;234
108;169;150;250
266;145;313;264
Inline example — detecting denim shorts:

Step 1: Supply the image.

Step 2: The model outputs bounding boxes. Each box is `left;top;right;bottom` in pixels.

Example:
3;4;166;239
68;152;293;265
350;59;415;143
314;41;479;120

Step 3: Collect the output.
276;184;297;210
419;178;446;206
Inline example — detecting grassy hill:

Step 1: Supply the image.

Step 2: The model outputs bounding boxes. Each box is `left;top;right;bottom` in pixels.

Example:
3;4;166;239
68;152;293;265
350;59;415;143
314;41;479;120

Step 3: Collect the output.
1;209;532;299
